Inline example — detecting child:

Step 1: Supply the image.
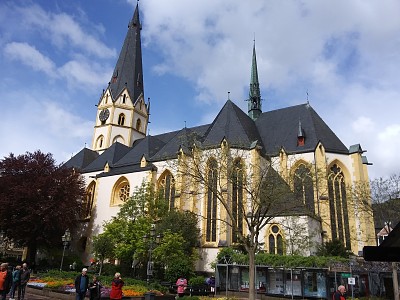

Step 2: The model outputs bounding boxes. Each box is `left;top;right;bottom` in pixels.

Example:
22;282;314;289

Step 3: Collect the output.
176;276;187;298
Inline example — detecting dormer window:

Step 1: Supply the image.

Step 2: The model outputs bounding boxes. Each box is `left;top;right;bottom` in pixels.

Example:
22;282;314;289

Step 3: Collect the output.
297;136;305;146
122;94;126;104
297;120;305;146
112;69;118;83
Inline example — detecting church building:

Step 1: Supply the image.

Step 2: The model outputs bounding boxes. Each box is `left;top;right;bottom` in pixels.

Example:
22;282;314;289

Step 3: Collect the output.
65;4;376;272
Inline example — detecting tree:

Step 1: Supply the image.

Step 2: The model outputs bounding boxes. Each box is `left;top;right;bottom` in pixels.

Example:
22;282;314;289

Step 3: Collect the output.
152;230;195;281
157;210;200;257
100;183;200;281
169;144;307;300
0;151;86;264
92;233;115;276
316;239;350;258
370;174;400;228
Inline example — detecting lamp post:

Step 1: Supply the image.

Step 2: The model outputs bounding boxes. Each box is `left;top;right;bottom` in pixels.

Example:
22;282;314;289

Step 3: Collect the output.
143;224;162;284
60;229;71;271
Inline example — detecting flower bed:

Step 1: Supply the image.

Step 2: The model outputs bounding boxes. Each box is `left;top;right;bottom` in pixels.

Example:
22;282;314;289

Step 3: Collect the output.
27;274;164;298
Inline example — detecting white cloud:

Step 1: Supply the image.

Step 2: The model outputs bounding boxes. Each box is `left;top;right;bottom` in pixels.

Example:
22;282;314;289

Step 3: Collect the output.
59;58;111;91
4;42;57;77
15;4;116;59
352;117;375;134
379;125;400;142
0;90;92;164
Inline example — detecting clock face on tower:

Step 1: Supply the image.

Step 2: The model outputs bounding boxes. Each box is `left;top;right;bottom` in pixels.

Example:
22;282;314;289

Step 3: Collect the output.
99;108;110;122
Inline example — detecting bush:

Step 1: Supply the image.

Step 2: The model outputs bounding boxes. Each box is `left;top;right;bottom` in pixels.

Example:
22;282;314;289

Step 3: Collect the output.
165;260;195;282
189;276;206;286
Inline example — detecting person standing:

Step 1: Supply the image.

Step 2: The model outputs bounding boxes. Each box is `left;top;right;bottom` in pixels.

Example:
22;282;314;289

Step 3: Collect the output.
333;285;346;300
206;276;215;294
109;272;124;300
9;265;21;300
75;268;89;300
18;262;30;300
176;276;187;298
89;275;102;300
0;263;12;300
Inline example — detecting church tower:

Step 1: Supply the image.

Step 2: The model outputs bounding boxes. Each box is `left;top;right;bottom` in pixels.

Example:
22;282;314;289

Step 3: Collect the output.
247;42;262;120
92;3;149;153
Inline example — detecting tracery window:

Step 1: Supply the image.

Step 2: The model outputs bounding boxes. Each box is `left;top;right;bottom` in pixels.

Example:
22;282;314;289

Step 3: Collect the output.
206;158;218;242
82;182;96;219
268;225;284;255
111;177;130;206
118;113;125;126
232;159;244;243
293;164;315;214
328;164;351;249
158;171;175;210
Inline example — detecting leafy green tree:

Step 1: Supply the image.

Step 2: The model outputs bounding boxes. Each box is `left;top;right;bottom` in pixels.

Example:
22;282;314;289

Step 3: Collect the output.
152;230;196;282
157;210;200;256
100;182;200;281
0;151;85;264
316;239;350;258
92;233;115;275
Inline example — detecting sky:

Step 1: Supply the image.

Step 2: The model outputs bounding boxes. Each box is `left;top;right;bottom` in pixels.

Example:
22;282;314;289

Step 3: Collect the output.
1;0;400;180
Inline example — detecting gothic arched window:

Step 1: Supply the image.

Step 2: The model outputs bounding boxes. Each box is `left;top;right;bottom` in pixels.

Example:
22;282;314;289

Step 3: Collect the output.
136;118;142;131
118;113;125;126
328;164;351;249
268;225;284;255
158;171;176;210
206;158;218;242
293;164;315;214
232;159;244;243
111;177;130;206
97;136;104;149
82;182;96;219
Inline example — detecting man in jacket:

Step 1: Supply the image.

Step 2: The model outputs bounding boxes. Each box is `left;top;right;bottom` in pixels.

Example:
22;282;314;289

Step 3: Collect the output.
333;285;346;300
0;263;12;300
19;262;30;300
75;268;89;300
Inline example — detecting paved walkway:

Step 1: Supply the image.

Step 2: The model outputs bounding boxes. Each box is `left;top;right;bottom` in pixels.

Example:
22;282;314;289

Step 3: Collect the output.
6;292;51;300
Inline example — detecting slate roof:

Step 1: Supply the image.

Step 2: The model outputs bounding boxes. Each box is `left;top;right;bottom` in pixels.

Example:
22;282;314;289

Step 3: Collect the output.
255;103;349;155
83;142;131;172
113;135;166;167
107;3;144;103
62;147;98;170
67;100;351;177
202;100;262;149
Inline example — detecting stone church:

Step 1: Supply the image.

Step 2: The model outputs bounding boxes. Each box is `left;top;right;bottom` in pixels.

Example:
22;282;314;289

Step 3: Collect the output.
65;4;375;272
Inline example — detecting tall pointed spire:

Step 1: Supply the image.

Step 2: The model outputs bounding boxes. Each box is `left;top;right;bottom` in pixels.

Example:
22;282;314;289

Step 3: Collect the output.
247;41;262;121
108;3;144;103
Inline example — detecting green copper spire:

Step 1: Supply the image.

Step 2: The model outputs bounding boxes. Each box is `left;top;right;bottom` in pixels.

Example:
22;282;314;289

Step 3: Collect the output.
248;41;262;120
